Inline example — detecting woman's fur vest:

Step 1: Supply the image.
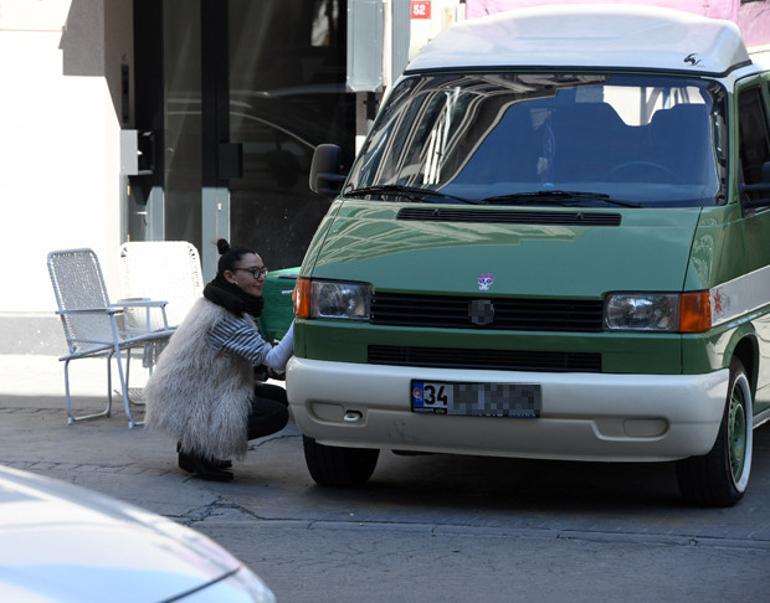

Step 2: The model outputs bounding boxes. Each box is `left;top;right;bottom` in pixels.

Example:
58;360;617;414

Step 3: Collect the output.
144;298;255;460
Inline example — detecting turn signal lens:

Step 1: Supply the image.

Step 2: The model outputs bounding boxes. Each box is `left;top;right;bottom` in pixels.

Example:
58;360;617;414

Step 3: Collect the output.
294;277;311;319
679;291;711;333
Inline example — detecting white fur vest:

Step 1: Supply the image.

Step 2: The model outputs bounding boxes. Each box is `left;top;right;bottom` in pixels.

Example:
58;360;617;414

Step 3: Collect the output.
144;298;255;460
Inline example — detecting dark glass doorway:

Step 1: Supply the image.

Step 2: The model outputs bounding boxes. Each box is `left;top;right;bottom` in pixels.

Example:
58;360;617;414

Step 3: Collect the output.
133;1;354;277
226;0;353;270
164;0;202;254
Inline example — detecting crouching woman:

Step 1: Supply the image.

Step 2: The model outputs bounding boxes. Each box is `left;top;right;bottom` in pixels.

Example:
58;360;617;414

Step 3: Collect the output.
144;239;294;482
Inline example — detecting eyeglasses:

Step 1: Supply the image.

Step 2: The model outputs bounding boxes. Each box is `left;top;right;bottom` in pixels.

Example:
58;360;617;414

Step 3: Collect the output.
233;266;268;279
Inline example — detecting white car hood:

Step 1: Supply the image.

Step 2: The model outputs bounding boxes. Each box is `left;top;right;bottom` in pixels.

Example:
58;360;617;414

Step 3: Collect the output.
0;466;242;602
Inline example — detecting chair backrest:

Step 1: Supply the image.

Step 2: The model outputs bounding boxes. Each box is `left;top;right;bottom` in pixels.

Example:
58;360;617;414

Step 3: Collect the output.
118;241;204;328
452;102;541;185
650;103;714;184
550;102;627;181
47;248;114;354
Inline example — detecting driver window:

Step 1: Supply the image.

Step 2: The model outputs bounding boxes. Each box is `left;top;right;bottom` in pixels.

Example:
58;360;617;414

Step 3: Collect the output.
738;86;770;186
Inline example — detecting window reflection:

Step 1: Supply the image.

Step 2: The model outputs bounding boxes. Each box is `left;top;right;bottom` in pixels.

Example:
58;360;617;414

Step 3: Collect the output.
312;0;340;47
348;73;724;208
228;0;353;269
163;0;202;252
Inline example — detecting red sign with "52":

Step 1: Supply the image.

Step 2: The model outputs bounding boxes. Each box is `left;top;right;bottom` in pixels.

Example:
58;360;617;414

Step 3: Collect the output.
411;1;431;20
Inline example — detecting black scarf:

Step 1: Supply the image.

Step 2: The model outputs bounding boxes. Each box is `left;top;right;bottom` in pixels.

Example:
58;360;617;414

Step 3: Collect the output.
203;276;264;317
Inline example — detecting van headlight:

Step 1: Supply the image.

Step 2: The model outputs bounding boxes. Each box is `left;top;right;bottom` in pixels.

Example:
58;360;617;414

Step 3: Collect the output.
294;278;371;320
605;293;679;331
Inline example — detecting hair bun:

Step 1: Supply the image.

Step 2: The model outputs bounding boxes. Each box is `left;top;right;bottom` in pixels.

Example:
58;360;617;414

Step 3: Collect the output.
216;239;231;255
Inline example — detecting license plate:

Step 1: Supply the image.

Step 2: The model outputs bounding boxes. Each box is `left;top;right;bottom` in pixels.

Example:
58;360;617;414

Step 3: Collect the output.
410;380;542;418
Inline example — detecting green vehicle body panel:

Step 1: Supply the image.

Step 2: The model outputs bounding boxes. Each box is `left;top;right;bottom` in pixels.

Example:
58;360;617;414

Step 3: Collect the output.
297;201;696;375
684;205;748;291
681;320;765;402
287;73;770;418
311;201;699;296
296;319;681;375
261;267;299;342
298;200;344;278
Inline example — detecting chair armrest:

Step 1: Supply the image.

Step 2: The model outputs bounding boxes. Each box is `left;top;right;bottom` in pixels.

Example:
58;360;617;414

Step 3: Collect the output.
56;308;120;315
112;299;169;308
112;299;171;331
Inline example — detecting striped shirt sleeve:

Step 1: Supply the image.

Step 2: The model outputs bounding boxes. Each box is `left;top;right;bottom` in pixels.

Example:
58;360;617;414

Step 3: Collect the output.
206;314;272;367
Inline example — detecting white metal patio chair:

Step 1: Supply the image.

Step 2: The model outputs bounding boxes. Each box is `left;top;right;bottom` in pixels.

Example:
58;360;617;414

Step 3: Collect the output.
118;241;204;330
47;248;176;428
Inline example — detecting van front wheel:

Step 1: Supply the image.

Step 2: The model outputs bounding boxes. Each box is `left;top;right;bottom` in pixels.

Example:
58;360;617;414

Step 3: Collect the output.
303;436;379;487
676;359;753;507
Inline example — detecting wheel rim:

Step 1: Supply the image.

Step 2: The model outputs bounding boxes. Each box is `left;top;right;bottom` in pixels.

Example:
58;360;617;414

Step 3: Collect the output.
728;381;747;484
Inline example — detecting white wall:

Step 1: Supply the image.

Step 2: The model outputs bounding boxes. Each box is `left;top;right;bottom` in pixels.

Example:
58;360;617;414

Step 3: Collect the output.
0;0;132;322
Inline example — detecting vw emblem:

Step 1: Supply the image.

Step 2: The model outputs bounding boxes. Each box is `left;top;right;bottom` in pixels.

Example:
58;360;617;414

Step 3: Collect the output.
469;299;495;326
478;273;495;291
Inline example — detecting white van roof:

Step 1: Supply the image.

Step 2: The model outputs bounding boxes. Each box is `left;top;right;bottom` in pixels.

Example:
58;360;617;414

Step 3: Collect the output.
405;4;750;77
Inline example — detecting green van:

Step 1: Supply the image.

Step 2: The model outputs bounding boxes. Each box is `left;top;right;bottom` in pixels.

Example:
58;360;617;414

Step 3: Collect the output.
284;5;770;506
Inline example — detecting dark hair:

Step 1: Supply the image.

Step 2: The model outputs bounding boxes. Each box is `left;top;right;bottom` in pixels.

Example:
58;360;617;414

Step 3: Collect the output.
216;239;258;277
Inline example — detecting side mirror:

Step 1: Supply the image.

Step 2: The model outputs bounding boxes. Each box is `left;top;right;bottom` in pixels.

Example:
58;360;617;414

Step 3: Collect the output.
309;144;345;197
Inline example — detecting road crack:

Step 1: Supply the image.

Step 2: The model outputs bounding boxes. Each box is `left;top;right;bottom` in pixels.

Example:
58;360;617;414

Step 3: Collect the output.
247;433;301;451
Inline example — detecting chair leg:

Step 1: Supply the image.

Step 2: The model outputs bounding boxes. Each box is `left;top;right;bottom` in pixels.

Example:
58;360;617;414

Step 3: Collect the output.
125;347;131;389
126;347;147;408
146;342;156;376
124;349;145;408
114;346;143;429
64;358;74;425
63;357;111;425
106;352;113;417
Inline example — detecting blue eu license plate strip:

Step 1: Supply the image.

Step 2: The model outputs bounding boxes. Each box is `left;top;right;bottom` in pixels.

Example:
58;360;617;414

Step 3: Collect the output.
411;381;541;418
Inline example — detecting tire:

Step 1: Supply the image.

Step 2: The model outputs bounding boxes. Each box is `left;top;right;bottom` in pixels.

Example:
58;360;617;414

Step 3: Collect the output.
676;359;753;507
303;435;379;487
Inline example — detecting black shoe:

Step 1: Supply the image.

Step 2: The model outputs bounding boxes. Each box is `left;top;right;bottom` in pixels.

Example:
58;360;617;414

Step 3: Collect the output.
178;449;196;473
178;449;234;482
194;459;234;482
177;442;232;470
213;458;233;469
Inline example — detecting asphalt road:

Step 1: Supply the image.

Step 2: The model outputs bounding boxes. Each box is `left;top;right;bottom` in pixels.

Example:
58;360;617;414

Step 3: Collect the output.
1;384;769;602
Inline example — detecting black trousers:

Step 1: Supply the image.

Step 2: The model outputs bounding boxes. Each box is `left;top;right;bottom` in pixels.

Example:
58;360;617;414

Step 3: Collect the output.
247;383;289;440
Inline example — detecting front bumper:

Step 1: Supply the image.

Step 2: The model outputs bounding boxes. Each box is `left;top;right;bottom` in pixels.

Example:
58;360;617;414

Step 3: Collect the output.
286;358;729;462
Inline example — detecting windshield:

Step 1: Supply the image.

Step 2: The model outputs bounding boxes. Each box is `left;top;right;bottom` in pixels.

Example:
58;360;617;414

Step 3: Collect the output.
345;73;727;207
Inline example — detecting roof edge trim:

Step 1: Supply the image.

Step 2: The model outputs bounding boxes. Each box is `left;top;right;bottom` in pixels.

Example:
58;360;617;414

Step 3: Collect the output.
403;61;754;79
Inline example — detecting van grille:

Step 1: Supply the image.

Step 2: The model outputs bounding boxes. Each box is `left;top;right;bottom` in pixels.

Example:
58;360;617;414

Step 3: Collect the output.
370;293;604;332
397;207;622;226
368;345;602;373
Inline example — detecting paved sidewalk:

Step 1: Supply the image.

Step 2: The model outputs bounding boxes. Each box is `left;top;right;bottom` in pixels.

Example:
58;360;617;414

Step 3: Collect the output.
0;354;125;399
0;353;295;514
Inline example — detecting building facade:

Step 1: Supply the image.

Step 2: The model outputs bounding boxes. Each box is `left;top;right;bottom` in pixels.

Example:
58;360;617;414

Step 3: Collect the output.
0;0;467;354
0;0;375;353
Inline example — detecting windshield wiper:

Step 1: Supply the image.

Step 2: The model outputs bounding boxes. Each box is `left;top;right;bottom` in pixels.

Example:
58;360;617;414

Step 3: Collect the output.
479;190;642;208
343;185;477;204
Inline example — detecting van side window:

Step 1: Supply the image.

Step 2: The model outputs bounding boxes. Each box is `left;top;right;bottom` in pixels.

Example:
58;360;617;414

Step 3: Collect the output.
738;86;770;186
